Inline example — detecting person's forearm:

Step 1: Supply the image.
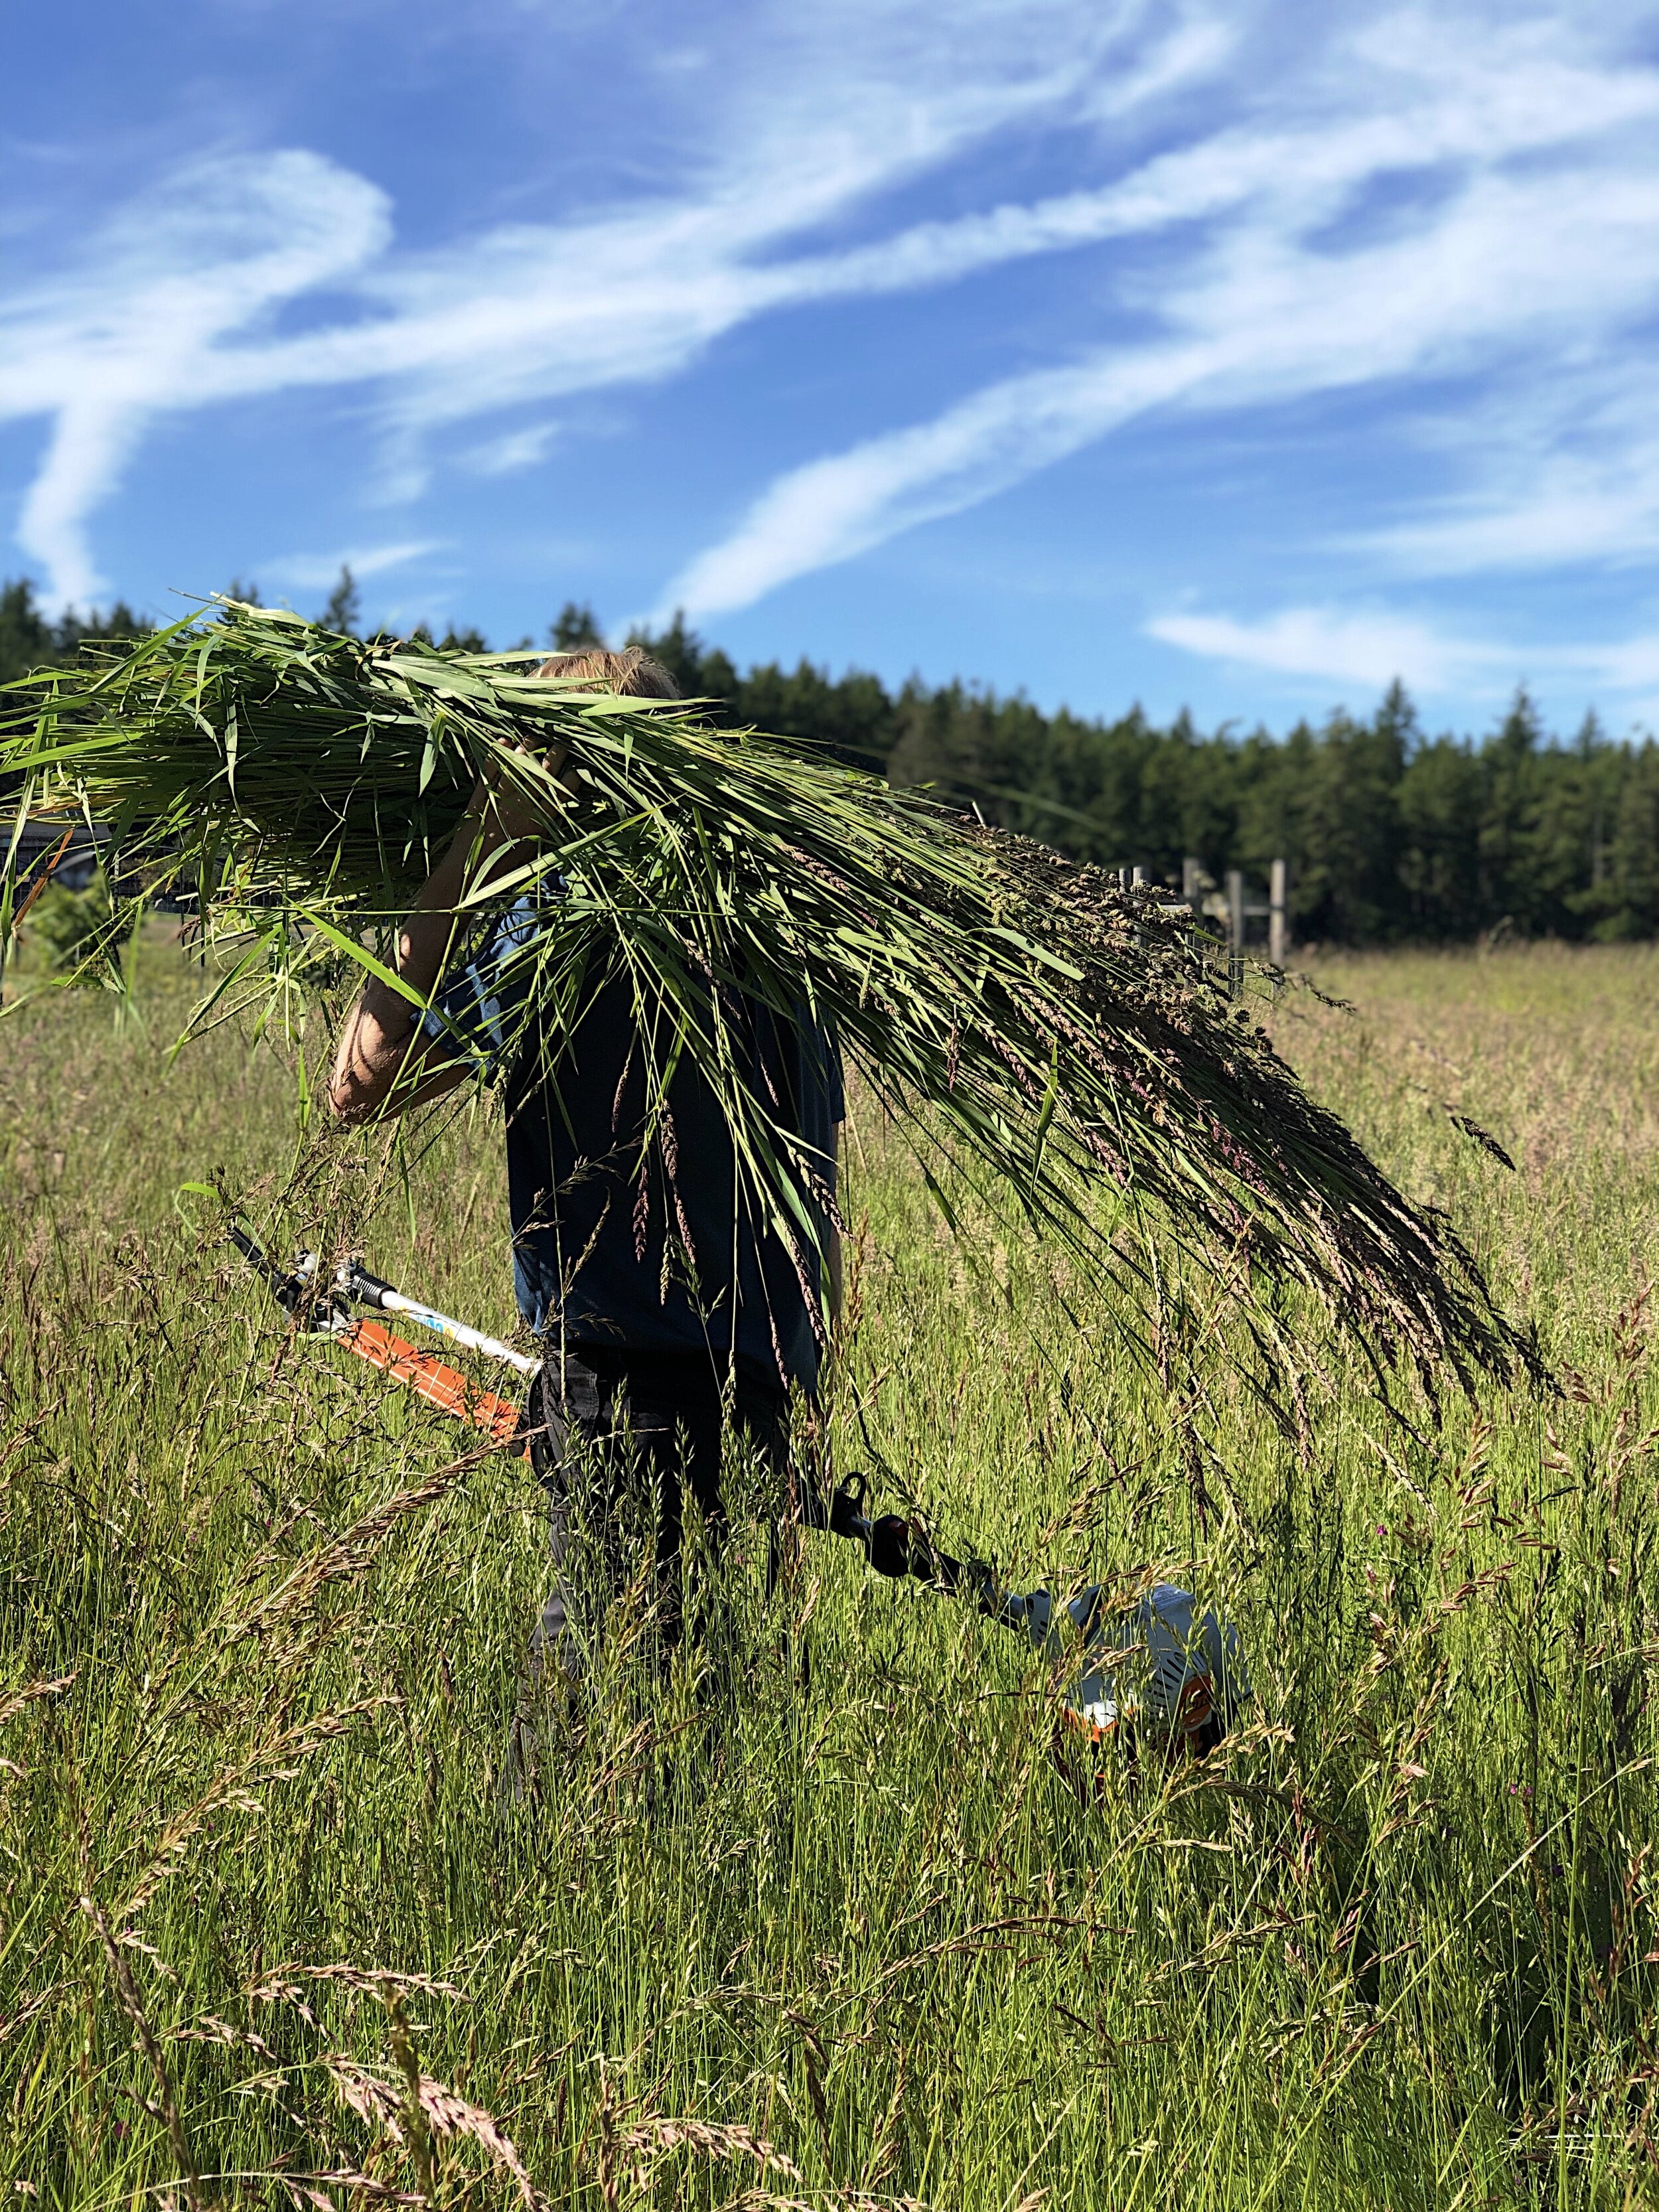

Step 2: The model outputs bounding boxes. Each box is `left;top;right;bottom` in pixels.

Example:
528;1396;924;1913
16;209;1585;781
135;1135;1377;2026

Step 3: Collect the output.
327;798;533;1124
326;842;467;1124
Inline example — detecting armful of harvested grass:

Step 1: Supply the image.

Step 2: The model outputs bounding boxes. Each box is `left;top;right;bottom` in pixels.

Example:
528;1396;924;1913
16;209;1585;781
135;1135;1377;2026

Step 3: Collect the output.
0;600;1542;1400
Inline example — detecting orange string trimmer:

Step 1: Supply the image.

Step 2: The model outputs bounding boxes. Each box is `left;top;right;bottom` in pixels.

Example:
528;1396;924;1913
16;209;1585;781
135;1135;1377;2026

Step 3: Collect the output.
337;1317;527;1451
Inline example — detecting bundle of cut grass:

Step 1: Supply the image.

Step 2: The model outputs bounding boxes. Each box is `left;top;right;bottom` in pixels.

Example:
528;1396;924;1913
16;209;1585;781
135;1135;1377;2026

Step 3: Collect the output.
1;601;1538;1395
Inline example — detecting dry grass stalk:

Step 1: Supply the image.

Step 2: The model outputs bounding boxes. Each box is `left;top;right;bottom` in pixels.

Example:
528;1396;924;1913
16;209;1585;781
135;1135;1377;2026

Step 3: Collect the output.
723;2193;932;2211
0;1671;74;1729
252;1962;469;2006
279;2176;423;2207
326;2053;543;2209
618;2115;806;2189
122;1694;400;1917
593;2073;807;2207
80;1893;204;2212
225;1447;493;1647
171;2013;275;2057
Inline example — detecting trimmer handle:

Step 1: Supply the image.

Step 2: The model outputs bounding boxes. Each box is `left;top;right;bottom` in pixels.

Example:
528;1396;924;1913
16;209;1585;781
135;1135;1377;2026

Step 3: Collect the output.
800;1471;997;1605
795;1470;874;1546
228;1222;303;1314
228;1223;351;1333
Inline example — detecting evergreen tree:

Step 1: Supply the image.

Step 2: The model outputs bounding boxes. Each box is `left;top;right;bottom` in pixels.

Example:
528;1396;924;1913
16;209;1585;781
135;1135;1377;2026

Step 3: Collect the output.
1284;691;1410;942
1398;736;1486;937
320;565;360;636
1598;743;1659;938
1477;688;1546;931
551;601;603;651
1;581;145;798
733;656;890;768
0;579;55;687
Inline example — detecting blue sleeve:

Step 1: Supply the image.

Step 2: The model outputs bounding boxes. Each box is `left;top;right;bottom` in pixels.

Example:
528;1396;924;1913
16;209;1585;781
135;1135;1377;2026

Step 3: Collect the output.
421;896;542;1080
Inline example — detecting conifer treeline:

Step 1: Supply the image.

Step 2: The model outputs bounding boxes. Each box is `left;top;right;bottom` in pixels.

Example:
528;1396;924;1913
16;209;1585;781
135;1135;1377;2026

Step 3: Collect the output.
5;579;1656;943
629;612;1659;945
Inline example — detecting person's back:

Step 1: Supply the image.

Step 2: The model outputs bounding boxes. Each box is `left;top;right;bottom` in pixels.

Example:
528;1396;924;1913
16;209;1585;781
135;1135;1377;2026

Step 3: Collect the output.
423;643;843;1387
328;643;843;1727
504;966;842;1388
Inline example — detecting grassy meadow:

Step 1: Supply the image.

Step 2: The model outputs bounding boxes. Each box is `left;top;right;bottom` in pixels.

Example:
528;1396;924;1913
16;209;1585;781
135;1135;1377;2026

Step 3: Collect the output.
3;934;1659;2208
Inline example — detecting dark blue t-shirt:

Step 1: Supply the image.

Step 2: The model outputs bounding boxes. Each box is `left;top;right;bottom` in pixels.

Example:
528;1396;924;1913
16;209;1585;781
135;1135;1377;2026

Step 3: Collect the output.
427;903;843;1390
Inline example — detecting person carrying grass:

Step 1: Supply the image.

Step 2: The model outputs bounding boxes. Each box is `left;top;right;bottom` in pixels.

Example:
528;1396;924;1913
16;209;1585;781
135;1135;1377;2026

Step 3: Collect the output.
326;645;843;1710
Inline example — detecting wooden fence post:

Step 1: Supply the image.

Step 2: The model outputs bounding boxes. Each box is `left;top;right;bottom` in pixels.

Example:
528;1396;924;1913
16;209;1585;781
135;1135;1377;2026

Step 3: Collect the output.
1226;869;1245;996
1269;857;1288;966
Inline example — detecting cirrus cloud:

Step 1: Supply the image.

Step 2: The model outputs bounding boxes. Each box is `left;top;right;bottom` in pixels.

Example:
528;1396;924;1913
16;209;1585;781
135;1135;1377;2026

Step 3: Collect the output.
0;150;391;606
1149;603;1659;717
659;19;1659;622
4;0;1659;738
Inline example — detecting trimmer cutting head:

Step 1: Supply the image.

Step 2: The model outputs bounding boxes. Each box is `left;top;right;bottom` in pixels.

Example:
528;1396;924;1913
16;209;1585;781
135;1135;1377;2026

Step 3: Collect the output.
812;1476;1252;1770
1062;1582;1252;1763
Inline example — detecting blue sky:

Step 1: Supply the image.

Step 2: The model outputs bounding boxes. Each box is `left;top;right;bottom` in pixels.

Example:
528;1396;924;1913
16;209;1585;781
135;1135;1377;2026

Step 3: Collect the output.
5;0;1659;737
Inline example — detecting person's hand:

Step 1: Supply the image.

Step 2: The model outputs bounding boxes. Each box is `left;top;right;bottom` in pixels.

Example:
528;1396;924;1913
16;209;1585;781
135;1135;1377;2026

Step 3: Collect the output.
469;769;538;851
465;739;572;853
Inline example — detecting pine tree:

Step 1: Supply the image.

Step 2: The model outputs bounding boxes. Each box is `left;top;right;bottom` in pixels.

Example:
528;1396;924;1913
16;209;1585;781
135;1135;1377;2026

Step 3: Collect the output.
321;565;360;636
0;578;54;687
1599;743;1659;938
1477;688;1546;930
1398;736;1485;938
551;601;603;651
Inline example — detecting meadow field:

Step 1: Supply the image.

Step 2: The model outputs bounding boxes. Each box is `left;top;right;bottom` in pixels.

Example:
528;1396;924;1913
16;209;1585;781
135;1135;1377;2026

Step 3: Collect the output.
3;937;1659;2209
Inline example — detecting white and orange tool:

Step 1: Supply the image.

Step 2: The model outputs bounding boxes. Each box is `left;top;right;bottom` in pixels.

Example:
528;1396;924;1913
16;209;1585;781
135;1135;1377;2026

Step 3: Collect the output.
230;1222;533;1451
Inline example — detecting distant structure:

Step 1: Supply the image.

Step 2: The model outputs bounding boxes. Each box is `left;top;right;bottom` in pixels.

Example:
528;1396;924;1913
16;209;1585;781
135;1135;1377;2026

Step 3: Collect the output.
1179;857;1291;986
6;816;108;894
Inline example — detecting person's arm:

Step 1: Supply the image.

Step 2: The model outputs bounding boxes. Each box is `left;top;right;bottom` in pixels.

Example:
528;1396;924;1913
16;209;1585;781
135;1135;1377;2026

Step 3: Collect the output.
327;773;545;1125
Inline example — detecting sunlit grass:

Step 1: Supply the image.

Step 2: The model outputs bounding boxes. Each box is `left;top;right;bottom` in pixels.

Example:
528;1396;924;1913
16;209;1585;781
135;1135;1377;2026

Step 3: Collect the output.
3;938;1658;2207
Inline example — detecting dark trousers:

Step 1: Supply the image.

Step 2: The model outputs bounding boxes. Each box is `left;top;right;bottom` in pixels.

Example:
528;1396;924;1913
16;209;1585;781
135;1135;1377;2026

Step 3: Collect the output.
526;1349;790;1680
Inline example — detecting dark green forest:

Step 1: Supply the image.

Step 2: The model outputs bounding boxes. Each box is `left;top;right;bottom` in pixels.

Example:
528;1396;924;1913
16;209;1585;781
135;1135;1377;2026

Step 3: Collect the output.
6;577;1658;944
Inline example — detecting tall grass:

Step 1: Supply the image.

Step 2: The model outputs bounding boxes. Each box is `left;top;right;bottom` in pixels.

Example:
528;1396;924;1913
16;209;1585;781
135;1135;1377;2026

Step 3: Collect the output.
3;936;1658;2208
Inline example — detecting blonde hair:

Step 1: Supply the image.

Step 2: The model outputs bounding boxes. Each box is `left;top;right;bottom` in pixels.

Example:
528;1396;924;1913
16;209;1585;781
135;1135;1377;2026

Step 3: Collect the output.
534;645;680;700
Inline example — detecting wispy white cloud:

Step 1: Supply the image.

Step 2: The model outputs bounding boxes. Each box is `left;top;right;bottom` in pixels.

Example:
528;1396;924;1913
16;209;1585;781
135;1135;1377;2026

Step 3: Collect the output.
461;423;561;478
1149;600;1659;711
262;540;443;593
7;0;1659;692
0;151;390;605
198;3;1175;429
661;13;1659;617
664;346;1220;619
1360;466;1659;579
1354;370;1659;576
0;0;1220;601
1149;605;1476;693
